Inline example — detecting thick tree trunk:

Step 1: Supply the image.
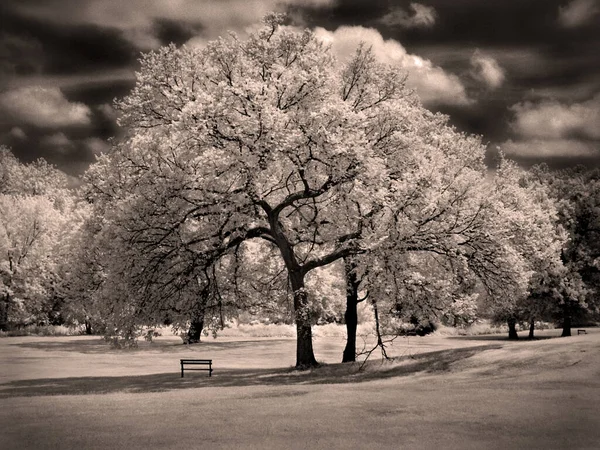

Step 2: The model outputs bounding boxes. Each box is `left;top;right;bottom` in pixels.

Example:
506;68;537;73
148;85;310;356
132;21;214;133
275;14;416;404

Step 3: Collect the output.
507;317;519;340
186;317;204;344
268;208;318;369
561;303;572;337
342;261;359;363
528;318;535;339
290;271;318;369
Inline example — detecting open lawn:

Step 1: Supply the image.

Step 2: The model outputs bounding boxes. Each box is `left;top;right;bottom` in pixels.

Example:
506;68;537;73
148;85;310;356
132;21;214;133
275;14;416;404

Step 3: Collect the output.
1;328;599;449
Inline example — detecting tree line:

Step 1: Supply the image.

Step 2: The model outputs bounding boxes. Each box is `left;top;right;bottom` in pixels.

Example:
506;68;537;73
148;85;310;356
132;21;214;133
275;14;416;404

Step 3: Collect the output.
1;14;598;368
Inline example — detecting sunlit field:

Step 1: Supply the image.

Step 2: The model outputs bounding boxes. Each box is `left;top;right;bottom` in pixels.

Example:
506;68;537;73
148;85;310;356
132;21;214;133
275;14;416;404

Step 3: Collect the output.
1;328;599;449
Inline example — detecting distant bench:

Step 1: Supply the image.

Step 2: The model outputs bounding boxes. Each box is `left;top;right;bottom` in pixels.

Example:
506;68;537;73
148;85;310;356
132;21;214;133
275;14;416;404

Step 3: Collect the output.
180;359;213;378
577;329;587;335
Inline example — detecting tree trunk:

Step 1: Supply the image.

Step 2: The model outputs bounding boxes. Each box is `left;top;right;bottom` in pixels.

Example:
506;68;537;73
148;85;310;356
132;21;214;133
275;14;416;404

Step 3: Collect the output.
0;293;10;332
528;318;535;339
268;210;318;369
561;303;572;337
186;317;204;344
507;317;519;340
84;319;93;335
342;261;359;363
290;271;318;369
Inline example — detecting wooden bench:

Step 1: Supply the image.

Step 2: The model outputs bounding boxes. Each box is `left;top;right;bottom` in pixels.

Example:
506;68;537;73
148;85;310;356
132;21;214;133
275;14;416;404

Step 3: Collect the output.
577;329;587;335
180;359;213;377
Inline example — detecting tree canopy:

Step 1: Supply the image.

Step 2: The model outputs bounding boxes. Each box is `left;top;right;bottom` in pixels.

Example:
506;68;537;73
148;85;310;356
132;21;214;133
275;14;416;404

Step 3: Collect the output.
0;146;81;331
76;14;571;366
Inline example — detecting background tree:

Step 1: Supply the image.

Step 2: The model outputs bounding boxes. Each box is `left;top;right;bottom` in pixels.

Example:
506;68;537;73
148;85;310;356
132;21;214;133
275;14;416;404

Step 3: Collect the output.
341;146;564;357
517;263;587;338
530;165;600;335
0;147;79;331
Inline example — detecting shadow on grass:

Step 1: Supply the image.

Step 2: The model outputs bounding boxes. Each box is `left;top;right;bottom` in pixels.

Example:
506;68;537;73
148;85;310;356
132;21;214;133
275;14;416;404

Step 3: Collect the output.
0;344;502;398
447;335;557;342
10;338;294;354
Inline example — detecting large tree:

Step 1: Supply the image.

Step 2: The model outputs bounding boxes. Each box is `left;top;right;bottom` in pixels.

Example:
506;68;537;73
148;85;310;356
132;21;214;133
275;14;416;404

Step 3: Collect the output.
85;14;436;367
85;14;568;365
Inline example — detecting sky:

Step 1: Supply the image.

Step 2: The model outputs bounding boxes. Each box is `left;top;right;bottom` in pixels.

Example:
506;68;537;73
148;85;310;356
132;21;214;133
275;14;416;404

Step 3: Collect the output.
0;0;599;177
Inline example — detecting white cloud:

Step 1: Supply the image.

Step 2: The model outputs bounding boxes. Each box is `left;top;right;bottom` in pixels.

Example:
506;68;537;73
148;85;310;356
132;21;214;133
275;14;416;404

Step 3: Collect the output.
84;137;110;155
40;132;72;147
558;0;600;28
0;86;91;128
314;26;470;106
40;132;75;154
12;0;336;49
510;95;600;140
501;139;599;158
97;103;118;121
470;50;505;89
379;3;437;29
9;127;26;140
501;94;600;159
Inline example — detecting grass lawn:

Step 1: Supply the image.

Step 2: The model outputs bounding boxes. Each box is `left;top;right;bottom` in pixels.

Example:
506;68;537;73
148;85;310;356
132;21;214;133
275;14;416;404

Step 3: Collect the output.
1;328;599;449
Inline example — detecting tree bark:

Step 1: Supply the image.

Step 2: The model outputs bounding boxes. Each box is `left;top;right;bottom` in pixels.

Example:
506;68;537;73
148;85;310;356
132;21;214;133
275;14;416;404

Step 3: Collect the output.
561;303;572;337
342;260;359;363
290;271;318;369
186;317;204;344
0;293;10;332
507;317;519;340
266;203;318;369
84;319;93;335
528;317;535;339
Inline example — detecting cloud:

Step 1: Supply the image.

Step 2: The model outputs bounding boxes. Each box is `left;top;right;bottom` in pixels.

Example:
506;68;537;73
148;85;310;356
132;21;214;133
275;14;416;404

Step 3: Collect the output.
314;26;470;106
378;3;437;29
470;50;505;89
84;137;110;155
0;33;45;77
97;103;119;121
9;127;26;140
501;139;599;158
40;132;75;154
0;86;92;128
4;69;136;91
501;94;600;160
510;95;600;140
558;0;600;28
40;132;72;147
11;0;336;49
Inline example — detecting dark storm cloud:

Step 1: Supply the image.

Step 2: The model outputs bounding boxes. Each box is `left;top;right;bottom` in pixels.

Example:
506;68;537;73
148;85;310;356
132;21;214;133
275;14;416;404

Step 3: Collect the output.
153;19;204;47
0;124;112;176
300;0;600;76
1;0;598;174
62;79;136;109
297;0;600;169
0;5;138;76
0;33;45;79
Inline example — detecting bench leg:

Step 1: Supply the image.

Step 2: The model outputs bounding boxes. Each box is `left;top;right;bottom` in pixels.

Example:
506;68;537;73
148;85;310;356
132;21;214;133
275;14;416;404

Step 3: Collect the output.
181;363;184;378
